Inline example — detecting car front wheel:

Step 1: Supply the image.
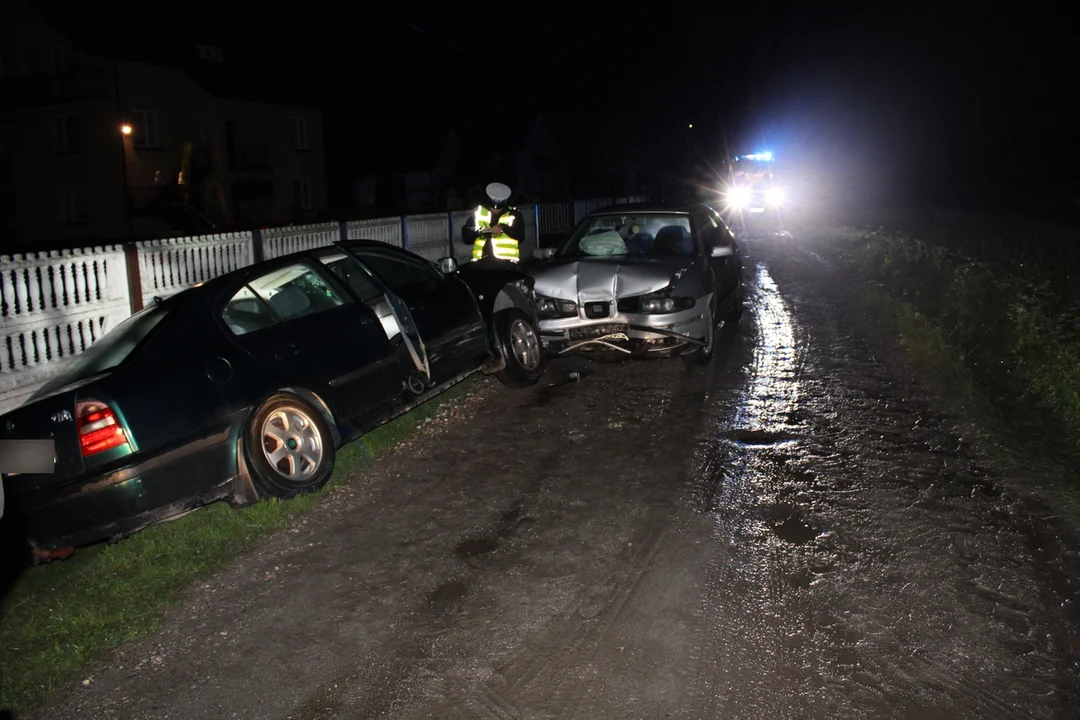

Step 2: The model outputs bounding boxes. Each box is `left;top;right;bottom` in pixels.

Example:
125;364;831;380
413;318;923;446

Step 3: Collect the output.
247;393;336;499
494;309;545;389
683;299;717;367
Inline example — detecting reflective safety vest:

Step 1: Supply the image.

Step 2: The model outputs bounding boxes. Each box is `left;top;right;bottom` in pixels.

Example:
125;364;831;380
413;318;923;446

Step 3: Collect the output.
471;205;520;262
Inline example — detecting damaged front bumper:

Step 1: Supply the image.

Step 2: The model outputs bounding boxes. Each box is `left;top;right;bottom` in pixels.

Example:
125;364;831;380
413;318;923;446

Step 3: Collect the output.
537;303;709;360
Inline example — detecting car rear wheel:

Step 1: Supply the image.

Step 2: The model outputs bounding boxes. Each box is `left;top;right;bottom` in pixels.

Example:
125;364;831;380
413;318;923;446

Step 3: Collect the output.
683;301;717;367
247;393;335;499
494;309;545;389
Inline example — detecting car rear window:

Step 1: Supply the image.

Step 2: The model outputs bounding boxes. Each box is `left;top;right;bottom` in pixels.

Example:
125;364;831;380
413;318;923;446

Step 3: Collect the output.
31;302;173;400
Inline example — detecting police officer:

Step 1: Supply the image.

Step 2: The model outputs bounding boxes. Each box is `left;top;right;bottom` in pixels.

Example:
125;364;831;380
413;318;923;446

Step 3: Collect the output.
462;182;524;262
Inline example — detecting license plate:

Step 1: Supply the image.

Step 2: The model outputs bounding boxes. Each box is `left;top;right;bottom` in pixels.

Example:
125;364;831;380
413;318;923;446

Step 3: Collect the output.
0;438;56;475
569;323;628;341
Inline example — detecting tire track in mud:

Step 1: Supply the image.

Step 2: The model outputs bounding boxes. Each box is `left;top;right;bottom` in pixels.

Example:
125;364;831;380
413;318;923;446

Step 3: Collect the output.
689;233;1080;719
432;360;725;719
287;354;722;719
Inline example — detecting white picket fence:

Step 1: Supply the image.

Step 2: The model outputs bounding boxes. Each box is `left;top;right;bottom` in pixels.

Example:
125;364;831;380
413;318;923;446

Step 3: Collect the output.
0;196;647;414
0;247;131;410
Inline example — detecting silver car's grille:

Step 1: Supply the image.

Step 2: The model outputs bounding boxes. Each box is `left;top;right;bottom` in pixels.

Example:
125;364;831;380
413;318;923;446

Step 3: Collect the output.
584;302;610;319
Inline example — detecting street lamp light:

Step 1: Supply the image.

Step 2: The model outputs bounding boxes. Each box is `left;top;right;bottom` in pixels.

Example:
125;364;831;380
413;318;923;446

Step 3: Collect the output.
117;121;132;238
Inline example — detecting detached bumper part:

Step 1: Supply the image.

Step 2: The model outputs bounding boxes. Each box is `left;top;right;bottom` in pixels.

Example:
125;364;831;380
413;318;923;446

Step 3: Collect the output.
539;312;708;359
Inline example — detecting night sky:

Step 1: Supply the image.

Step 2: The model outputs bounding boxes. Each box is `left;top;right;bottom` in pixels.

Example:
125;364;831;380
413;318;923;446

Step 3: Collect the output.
40;0;1078;210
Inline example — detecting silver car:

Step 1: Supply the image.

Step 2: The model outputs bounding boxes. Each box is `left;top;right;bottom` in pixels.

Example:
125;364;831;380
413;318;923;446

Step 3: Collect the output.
529;203;743;365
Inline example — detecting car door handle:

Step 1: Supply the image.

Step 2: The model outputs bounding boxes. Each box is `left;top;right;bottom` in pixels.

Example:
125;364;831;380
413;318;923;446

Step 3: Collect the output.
274;342;299;360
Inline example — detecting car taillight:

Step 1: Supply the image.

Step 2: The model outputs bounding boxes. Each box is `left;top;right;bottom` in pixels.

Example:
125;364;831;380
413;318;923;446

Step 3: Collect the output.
76;400;128;456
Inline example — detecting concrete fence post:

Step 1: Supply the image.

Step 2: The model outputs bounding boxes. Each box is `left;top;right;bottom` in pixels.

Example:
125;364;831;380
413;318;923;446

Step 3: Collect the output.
447;213;455;259
122;242;144;314
252;228;265;263
401;217;409;250
339;220;348;243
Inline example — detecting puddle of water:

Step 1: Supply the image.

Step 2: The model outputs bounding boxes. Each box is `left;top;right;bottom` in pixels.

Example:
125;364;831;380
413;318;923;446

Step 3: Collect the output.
787;569;814;589
727;429;801;446
428;579;468;608
731;264;801;436
773;516;818;545
456;536;499;557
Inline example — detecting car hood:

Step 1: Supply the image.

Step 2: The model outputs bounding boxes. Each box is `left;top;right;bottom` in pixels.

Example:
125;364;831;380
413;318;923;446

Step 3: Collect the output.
530;256;698;302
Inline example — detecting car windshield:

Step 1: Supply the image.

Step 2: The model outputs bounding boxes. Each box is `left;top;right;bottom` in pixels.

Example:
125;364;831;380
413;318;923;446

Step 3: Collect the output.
30;302;173;400
556;213;696;258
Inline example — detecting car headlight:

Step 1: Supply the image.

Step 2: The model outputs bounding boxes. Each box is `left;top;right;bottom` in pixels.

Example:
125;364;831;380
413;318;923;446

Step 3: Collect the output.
726;186;751;210
536;296;578;319
766;187;786;206
638;293;695;314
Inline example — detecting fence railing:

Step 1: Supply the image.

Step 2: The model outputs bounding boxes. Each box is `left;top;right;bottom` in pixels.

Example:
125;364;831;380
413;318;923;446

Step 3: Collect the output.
0;196;645;413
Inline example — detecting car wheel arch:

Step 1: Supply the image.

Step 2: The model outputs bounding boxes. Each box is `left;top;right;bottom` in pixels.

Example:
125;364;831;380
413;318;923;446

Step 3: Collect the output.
492;281;538;326
274;387;342;448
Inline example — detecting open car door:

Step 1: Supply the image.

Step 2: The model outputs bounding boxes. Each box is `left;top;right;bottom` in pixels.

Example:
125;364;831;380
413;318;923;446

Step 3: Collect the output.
315;249;431;387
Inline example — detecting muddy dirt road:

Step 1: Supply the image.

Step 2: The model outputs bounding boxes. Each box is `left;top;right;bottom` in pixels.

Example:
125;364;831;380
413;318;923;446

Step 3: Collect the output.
31;233;1080;719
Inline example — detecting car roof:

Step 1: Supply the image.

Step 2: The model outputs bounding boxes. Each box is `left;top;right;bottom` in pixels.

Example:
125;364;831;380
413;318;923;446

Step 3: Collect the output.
586;201;705;216
152;240;429;308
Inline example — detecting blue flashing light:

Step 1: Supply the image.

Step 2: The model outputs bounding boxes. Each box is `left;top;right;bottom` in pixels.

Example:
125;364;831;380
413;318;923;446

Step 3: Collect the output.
736;151;774;163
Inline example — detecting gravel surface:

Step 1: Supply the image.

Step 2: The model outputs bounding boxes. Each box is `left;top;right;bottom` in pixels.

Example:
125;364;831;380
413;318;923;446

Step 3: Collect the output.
29;232;1080;720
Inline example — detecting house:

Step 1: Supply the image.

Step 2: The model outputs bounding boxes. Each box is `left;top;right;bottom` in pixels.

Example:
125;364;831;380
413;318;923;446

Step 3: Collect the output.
218;98;327;226
0;2;328;250
354;120;459;215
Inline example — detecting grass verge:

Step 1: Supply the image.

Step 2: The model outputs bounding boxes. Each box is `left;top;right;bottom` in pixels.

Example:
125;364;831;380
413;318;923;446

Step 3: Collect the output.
830;224;1080;465
0;374;485;713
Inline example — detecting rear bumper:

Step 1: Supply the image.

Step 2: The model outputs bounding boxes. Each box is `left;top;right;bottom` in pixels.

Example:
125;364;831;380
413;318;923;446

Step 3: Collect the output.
14;427;238;550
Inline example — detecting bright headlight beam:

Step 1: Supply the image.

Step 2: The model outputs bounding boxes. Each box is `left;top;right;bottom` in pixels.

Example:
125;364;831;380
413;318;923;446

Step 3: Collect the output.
766;187;786;206
727;186;751;209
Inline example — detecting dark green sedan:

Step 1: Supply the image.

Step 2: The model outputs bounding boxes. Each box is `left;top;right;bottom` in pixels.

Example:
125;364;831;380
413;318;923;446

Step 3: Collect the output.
1;241;544;561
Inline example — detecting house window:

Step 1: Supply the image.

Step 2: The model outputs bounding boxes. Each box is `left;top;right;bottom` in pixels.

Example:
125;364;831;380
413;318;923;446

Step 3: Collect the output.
293;177;312;210
130;109;160;148
59;188;87;225
52;114;79;153
288;117;308;151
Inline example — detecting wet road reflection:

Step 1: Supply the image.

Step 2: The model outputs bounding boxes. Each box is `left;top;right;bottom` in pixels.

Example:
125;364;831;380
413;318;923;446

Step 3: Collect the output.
731;263;801;436
692;234;1080;719
692;255;817;718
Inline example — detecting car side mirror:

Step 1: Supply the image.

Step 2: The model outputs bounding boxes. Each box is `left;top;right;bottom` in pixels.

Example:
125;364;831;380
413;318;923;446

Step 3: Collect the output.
710;245;735;258
437;257;458;274
536;247;555;260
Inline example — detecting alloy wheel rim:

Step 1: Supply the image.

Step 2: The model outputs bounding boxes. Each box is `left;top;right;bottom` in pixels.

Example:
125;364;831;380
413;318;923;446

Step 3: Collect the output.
509;319;541;371
261;407;323;480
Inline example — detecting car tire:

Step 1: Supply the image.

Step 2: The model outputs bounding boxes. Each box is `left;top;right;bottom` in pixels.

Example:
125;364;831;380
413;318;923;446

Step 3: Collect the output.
683;299;717;367
494;309;545;389
246;393;336;499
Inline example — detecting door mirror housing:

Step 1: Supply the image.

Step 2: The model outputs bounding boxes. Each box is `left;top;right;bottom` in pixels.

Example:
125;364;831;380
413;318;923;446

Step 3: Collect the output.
437;257;458;274
536;247;555;260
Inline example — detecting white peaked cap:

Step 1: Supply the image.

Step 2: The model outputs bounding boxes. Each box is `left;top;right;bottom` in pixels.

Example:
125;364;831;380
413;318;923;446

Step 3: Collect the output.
486;182;512;204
